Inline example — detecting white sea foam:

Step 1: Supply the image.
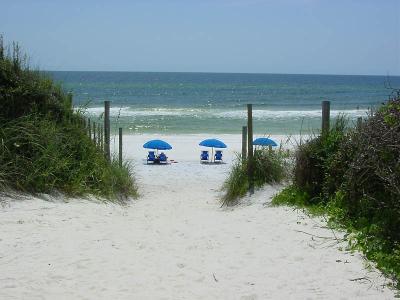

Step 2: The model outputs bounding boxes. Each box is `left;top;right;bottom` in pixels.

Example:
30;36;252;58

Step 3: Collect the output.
84;106;369;120
213;109;369;119
83;106;133;117
84;107;204;117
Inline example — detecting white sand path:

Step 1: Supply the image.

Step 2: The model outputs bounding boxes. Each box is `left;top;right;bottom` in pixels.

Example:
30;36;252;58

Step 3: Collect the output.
0;134;396;299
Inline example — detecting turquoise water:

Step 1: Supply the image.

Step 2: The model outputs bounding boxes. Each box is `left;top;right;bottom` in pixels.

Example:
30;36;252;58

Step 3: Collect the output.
50;71;400;134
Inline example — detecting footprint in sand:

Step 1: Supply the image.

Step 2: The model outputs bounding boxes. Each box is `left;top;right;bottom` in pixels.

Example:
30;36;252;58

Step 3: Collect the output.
195;276;205;282
293;256;304;262
240;294;258;300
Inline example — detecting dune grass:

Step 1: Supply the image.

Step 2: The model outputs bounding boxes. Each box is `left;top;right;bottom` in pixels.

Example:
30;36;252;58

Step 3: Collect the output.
0;36;137;201
221;147;290;206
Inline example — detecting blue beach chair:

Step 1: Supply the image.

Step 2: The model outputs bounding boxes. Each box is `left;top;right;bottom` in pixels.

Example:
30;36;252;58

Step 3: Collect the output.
200;150;209;163
158;152;168;163
147;151;156;164
214;150;223;162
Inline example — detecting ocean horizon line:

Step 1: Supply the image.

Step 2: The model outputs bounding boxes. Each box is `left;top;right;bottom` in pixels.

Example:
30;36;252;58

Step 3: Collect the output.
46;70;400;78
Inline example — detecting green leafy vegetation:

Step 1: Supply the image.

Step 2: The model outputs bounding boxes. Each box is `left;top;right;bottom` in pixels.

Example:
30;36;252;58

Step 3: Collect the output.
221;147;289;206
272;94;400;286
0;37;137;200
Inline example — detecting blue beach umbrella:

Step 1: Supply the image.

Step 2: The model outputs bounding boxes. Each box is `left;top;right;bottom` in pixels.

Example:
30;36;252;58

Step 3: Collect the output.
143;139;172;150
199;138;227;162
199;139;227;148
253;137;278;147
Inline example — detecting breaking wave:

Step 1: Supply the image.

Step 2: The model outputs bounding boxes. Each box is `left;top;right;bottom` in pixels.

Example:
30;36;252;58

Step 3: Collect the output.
84;106;368;120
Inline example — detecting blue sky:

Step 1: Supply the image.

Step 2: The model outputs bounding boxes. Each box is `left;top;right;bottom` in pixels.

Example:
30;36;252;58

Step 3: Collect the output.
1;0;399;75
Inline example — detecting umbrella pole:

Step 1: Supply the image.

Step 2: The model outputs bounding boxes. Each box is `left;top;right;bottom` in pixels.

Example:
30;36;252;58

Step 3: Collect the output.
212;147;214;163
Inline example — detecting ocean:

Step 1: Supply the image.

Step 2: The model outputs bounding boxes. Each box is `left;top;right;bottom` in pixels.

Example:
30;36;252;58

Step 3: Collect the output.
50;71;400;135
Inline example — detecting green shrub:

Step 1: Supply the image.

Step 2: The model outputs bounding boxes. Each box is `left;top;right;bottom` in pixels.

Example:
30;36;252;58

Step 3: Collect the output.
338;95;400;244
294;116;348;201
275;94;400;285
271;185;326;216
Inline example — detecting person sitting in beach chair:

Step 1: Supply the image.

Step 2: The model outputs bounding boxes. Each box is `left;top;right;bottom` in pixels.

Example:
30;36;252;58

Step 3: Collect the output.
147;151;156;164
158;152;168;163
200;150;209;162
214;150;223;162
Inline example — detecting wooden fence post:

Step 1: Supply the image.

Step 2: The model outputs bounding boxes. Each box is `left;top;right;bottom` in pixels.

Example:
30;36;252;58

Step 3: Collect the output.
242;126;247;161
100;125;104;151
104;101;111;161
357;117;362;130
322;100;330;135
67;92;73;108
93;121;96;144
97;123;101;148
88;118;91;139
247;104;254;195
119;127;123;168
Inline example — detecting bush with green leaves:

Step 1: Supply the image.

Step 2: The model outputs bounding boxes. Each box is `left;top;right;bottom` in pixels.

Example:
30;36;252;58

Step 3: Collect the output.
294;116;348;201
274;93;400;285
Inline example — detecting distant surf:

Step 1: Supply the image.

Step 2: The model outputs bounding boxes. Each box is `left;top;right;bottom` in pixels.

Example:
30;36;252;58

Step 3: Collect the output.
85;106;368;119
51;71;400;134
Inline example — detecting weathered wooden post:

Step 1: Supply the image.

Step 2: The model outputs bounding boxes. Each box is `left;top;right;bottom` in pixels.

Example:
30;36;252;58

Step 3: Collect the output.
98;124;101;149
242;126;247;161
97;123;101;148
66;92;73;124
322;100;330;135
93;121;96;144
247;104;254;195
357;117;362;130
100;125;104;151
119;127;123;168
88;118;91;139
104;101;111;161
67;92;73;108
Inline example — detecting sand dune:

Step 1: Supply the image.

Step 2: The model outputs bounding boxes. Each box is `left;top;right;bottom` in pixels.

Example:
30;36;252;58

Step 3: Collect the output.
0;134;395;299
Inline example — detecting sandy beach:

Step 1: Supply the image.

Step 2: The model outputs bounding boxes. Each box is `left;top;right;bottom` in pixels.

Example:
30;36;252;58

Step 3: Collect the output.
0;134;395;299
